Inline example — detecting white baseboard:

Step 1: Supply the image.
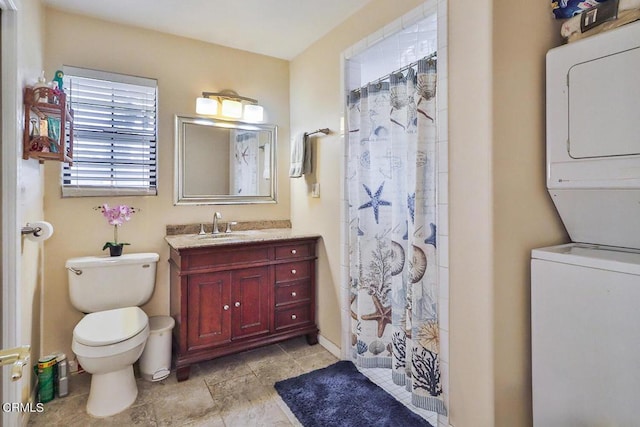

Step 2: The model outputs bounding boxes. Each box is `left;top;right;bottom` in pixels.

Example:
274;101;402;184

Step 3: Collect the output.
318;334;341;359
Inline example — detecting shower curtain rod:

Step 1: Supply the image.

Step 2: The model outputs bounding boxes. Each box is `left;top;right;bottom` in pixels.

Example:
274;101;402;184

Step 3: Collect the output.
351;51;437;94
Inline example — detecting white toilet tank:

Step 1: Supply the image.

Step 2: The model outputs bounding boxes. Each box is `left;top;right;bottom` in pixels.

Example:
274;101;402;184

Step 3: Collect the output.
66;253;160;313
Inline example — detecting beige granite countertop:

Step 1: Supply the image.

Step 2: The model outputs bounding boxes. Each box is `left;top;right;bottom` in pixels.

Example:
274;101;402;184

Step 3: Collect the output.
164;227;321;250
166;219;292;236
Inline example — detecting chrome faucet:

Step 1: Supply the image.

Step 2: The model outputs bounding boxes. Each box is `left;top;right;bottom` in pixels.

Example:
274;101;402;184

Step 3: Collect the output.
212;212;222;234
225;221;237;233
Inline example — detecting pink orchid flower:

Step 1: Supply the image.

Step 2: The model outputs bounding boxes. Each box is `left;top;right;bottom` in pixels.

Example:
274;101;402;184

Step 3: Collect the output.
94;204;139;251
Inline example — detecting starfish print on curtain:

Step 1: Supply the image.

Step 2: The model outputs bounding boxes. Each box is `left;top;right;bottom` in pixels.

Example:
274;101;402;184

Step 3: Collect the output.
358;182;391;224
361;295;392;338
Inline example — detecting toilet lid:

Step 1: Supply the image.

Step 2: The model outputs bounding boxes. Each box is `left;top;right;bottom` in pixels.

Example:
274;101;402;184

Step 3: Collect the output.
74;307;148;346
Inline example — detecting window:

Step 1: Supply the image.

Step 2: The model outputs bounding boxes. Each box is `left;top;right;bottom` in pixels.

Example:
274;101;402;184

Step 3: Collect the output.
62;66;158;197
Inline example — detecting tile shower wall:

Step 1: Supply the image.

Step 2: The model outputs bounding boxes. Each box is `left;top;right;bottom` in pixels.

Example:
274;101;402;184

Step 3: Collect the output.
340;1;449;426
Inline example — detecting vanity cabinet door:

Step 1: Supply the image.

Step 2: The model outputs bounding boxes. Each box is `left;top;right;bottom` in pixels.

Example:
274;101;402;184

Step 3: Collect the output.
187;271;232;351
230;266;270;340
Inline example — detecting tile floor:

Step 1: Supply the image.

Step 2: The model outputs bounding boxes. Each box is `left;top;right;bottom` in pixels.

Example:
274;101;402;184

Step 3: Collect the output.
360;368;438;426
27;338;435;426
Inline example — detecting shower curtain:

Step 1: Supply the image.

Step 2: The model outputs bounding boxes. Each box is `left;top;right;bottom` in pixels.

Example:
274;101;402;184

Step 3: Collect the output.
229;130;259;195
347;57;446;415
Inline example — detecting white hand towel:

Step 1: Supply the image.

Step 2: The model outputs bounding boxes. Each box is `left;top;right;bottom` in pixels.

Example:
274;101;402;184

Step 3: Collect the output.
289;133;307;178
303;134;312;175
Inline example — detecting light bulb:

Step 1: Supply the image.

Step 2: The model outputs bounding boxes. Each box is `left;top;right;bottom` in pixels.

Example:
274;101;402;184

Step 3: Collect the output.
221;99;242;118
196;97;218;115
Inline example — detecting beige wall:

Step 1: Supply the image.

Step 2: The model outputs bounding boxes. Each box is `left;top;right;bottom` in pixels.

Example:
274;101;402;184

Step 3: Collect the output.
292;0;568;426
490;3;567;425
448;0;495;423
183;125;229;196
17;0;45;404
41;8;291;359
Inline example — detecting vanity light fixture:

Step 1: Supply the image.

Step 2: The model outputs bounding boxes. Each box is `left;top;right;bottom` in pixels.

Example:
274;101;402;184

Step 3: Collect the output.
195;97;218;115
196;90;264;122
221;98;243;118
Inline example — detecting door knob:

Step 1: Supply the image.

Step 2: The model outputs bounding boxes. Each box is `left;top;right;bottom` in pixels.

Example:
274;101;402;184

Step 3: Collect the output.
223;305;230;310
291;269;296;274
235;302;241;307
0;345;30;381
291;292;297;297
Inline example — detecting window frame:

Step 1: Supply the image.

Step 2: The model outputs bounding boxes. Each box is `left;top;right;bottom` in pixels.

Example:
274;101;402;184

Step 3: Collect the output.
61;66;158;197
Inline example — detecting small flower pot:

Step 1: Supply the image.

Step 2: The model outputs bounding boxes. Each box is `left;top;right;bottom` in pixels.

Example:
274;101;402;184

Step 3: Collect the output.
108;244;124;257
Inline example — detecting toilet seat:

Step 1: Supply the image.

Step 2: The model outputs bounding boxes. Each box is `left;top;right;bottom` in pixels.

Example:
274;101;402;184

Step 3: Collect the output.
74;307;148;346
72;324;149;359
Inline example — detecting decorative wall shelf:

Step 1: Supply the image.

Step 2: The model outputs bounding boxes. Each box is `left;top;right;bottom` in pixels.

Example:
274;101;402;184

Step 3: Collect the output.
23;86;74;164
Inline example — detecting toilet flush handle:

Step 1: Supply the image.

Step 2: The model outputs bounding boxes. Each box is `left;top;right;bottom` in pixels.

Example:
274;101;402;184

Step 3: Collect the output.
67;267;82;275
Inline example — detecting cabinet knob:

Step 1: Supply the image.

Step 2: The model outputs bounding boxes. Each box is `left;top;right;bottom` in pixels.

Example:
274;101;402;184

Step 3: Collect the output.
291;249;297;254
291;292;297;297
235;302;241;307
291;269;297;274
291;314;297;320
223;305;230;310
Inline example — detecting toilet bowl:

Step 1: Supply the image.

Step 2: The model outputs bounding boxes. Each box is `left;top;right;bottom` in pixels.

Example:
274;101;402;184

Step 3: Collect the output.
66;253;159;417
72;307;150;417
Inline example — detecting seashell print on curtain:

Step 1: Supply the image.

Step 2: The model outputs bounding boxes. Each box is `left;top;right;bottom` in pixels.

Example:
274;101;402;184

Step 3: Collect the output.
347;57;446;415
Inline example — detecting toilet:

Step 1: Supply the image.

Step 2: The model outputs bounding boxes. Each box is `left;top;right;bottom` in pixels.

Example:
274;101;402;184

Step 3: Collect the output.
66;253;160;417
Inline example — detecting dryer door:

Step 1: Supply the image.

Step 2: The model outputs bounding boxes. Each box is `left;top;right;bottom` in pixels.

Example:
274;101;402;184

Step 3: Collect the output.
568;46;640;159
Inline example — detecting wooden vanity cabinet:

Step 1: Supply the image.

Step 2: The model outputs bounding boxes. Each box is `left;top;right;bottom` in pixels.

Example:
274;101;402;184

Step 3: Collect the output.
169;237;319;381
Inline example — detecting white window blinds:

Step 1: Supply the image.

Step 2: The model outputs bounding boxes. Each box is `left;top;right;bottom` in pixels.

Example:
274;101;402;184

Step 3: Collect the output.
62;66;158;197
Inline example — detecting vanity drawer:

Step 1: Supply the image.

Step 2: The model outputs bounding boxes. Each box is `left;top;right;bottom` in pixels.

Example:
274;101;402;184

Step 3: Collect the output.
275;242;312;260
275;281;311;306
186;246;270;270
275;261;310;282
275;305;311;330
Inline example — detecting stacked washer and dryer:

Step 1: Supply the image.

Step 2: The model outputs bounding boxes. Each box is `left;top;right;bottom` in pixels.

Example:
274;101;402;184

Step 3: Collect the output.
531;21;640;426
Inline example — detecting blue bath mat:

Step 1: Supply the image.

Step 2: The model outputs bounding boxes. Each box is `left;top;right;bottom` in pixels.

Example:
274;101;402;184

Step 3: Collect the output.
275;361;434;427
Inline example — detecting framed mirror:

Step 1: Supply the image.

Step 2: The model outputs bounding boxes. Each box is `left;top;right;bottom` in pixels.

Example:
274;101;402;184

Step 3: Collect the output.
174;115;277;205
